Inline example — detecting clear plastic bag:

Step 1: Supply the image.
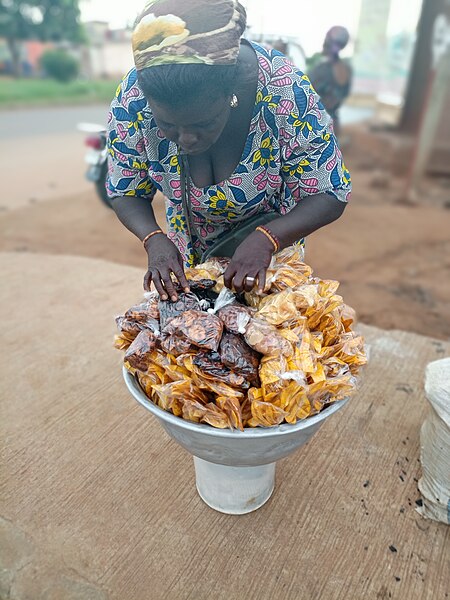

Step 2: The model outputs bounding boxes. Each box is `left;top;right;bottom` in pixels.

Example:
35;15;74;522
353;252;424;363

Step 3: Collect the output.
179;355;245;399
115;315;143;337
160;333;193;356
216;396;244;431
127;296;160;322
158;292;201;329
219;333;261;388
192;351;249;389
256;289;300;326
209;287;236;314
275;381;311;424
151;379;209;414
124;330;160;372
259;354;289;395
244;318;293;357
247;399;287;427
182;399;230;429
217;303;252;334
163;309;223;352
185;257;230;281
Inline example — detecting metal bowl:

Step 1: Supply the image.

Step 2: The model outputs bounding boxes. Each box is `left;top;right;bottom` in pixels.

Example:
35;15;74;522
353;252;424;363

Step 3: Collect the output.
123;367;348;468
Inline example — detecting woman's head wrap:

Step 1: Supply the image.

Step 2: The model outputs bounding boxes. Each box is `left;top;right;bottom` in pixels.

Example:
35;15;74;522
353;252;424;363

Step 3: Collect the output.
132;0;247;71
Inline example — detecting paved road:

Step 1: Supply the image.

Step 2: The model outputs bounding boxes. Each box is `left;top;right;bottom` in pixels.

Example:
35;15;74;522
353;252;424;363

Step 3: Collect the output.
0;103;374;140
0;105;110;209
0;104;109;140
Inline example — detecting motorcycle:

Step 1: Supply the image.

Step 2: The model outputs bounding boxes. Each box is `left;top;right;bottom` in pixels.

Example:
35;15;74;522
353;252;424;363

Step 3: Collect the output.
77;122;111;208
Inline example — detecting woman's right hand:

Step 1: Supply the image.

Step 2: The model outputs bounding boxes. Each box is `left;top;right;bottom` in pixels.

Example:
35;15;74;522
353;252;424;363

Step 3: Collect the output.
144;234;190;301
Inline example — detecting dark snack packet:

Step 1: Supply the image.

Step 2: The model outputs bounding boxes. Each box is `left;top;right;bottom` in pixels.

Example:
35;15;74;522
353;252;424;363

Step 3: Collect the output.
193;351;249;389
124;329;159;372
163;309;223;352
125;297;160;322
116;315;142;337
217;303;253;334
160;333;193;356
158;292;201;329
178;279;216;292
219;332;261;388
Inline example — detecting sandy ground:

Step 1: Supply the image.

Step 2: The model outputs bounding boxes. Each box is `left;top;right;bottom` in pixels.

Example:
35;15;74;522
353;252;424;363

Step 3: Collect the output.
1;119;450;340
2;253;449;599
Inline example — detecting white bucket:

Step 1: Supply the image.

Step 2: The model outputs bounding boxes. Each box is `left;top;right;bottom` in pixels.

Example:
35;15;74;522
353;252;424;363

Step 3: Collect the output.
194;457;276;514
123;368;348;515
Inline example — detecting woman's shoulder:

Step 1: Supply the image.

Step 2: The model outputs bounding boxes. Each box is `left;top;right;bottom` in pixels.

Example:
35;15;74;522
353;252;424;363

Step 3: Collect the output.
249;40;318;116
249;41;308;86
250;41;318;121
110;68;153;120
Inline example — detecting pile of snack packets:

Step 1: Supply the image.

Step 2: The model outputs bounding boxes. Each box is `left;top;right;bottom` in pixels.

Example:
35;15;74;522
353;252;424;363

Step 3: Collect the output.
115;245;367;430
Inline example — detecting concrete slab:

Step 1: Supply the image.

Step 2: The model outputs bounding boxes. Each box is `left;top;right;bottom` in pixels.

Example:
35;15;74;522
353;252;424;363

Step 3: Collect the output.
1;253;449;600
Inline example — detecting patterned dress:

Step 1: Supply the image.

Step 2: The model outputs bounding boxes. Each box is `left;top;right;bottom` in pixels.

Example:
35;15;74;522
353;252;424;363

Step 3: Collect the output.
107;42;351;267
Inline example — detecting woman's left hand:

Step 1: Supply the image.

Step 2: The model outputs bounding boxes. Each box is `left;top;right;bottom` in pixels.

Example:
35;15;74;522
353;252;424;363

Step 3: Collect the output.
224;230;274;294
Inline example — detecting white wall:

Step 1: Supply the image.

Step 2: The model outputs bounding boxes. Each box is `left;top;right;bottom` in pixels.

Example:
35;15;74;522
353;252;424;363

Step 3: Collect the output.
87;41;134;78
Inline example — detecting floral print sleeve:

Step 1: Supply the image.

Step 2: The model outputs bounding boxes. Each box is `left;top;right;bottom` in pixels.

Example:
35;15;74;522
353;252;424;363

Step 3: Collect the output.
274;69;351;208
105;45;351;267
106;70;156;200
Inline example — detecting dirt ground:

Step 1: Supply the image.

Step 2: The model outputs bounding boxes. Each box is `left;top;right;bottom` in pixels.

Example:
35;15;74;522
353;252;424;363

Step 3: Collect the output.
1;121;450;340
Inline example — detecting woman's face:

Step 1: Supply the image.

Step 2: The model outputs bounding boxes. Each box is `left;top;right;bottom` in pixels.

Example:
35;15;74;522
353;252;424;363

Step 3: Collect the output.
149;94;232;155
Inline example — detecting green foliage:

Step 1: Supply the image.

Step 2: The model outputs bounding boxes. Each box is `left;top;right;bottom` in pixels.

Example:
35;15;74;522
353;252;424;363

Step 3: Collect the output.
0;77;118;107
0;0;85;43
40;48;79;82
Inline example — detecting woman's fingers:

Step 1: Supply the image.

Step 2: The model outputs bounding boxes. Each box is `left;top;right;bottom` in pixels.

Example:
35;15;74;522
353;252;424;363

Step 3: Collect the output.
160;269;178;302
150;270;169;301
224;264;237;290
231;270;245;294
257;268;267;294
172;261;190;293
146;266;188;301
230;270;258;294
243;272;259;293
143;270;152;292
225;267;268;294
225;265;261;294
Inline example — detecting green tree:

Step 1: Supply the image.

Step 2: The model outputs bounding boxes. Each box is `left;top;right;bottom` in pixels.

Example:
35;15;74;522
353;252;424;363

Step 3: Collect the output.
40;48;79;82
0;0;85;77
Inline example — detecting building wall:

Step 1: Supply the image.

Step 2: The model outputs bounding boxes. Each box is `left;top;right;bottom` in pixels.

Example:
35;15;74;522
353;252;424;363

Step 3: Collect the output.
352;0;423;99
84;41;133;79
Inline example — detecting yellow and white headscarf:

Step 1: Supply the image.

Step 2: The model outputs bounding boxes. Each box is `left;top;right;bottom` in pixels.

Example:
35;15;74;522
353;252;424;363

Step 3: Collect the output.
132;0;247;70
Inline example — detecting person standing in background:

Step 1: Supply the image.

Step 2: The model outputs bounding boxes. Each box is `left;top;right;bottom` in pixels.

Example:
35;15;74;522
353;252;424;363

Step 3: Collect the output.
308;27;353;138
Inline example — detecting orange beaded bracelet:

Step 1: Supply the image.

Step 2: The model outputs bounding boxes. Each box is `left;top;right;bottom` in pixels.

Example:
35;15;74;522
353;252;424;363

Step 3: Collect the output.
255;225;280;253
142;229;164;248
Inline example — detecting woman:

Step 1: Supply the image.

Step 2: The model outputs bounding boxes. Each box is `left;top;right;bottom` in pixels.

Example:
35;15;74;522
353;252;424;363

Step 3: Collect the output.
107;0;351;301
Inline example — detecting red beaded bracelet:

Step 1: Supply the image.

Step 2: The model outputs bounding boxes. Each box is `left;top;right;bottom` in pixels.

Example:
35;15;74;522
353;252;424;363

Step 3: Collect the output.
255;225;280;253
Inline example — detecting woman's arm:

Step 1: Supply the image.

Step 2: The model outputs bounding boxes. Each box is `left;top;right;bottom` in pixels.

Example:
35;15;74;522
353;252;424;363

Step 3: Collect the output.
110;196;190;300
223;193;345;294
110;195;161;242
107;69;190;300
264;191;346;248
